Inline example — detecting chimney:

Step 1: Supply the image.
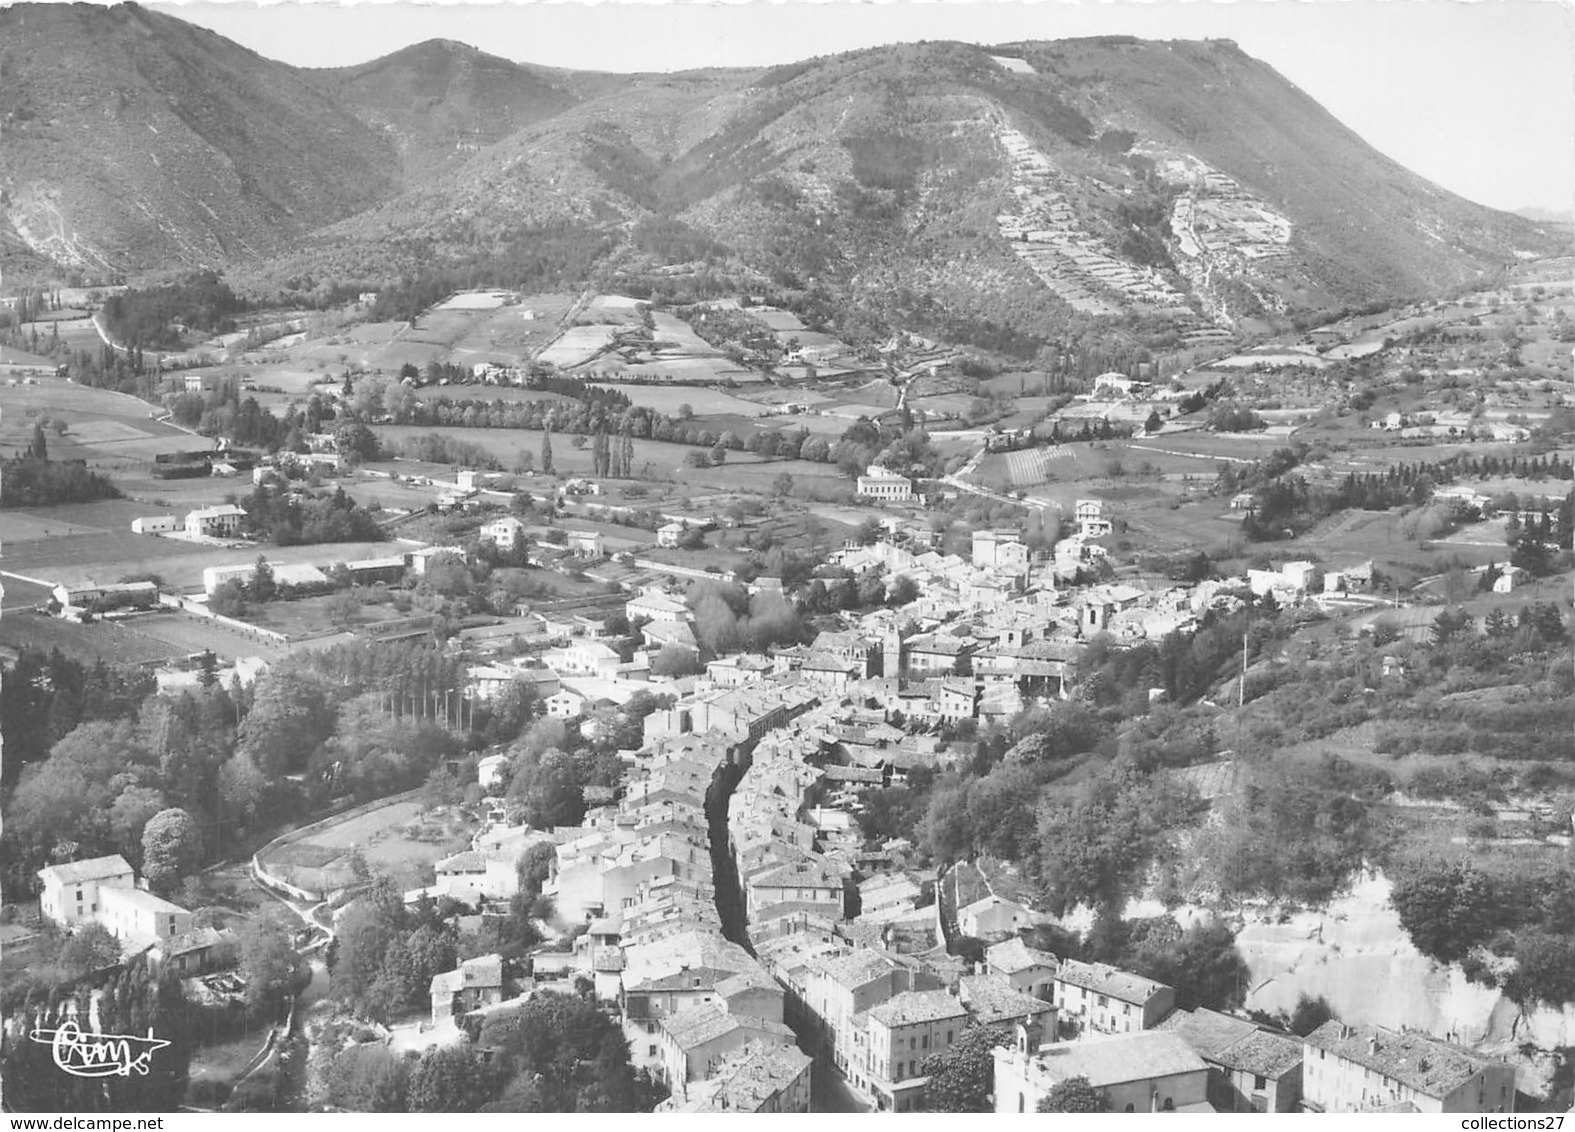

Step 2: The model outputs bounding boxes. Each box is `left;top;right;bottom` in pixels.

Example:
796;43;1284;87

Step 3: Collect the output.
1368;1036;1379;1056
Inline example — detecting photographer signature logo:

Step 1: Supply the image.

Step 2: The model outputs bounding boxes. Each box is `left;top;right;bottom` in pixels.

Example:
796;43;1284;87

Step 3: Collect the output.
28;1021;170;1078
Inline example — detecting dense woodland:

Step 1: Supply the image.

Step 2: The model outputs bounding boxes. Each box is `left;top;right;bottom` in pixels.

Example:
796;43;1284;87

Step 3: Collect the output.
101;272;248;350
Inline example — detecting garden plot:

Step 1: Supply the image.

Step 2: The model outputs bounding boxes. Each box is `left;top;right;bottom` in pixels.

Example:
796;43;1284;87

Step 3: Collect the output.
539;325;617;369
582;295;646;325
749;307;808;333
437;291;514;311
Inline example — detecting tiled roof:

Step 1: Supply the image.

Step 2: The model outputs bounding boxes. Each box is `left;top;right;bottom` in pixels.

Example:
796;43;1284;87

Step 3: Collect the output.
39;855;133;885
985;937;1058;976
812;948;898;990
1218;1029;1304;1080
1157;1007;1259;1063
1027;1031;1207;1087
957;974;1055;1025
1303;1022;1499;1098
625;965;733;994
662;1003;793;1051
662;1041;813;1112
1056;959;1170;1005
864;990;969;1028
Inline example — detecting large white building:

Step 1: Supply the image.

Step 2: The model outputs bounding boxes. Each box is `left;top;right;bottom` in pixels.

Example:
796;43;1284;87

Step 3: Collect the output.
37;855;136;929
37;854;193;954
1301;1022;1516;1114
856;466;916;503
184;504;247;539
994;1029;1211;1114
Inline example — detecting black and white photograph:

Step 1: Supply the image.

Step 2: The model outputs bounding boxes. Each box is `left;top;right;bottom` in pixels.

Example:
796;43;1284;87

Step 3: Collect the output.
0;0;1571;1117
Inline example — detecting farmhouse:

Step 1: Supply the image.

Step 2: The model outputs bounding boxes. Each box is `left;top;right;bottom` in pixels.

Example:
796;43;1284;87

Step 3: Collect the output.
342;555;408;585
984;937;1059;1000
202;561;328;596
628;590;690;624
184;504;247;540
52;581;159;619
656;522;689;549
1075;499;1113;538
409;546;465;575
1092;373;1151;400
37;855;136;929
481;516;526;551
430;954;506;1025
99;886;192;952
856;465;916;503
957;896;1041;941
131;515;180;535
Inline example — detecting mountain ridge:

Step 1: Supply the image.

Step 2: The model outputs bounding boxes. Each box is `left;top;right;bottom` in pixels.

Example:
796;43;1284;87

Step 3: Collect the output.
1;6;1564;356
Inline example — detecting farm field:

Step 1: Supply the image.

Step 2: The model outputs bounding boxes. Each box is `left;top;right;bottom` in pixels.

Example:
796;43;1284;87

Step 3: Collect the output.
0;377;183;444
581;294;644;325
0;530;218;587
372;425;793;485
1125;431;1290;463
539;324;616;368
127;609;298;660
685;456;846;495
749;307;808;333
756;410;849;436
437;291;513;311
409;385;577;405
6;534;396;593
585;355;763;384
591;384;768;417
0;610;188;666
648;311;717;353
997;444;1080;487
229;593;404;640
0;574;54;610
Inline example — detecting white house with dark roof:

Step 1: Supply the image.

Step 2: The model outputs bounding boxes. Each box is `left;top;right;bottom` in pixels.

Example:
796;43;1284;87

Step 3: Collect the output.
481;516;526;551
958;895;1042;942
984;936;1058;1000
1159;1007;1304;1112
994;1028;1211;1114
184;504;247;539
98;886;191;952
957;973;1057;1031
1050;959;1176;1037
628;590;690;625
37;855;137;929
1301;1021;1515;1114
854;989;971;1112
429;954;505;1024
657;1002;796;1085
856;465;916;503
429;849;519;905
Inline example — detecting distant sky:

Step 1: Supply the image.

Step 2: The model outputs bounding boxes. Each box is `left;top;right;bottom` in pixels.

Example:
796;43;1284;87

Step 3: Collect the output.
124;0;1575;214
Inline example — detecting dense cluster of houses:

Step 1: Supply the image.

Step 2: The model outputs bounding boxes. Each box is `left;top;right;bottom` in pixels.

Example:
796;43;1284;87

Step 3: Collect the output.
430;613;1520;1115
